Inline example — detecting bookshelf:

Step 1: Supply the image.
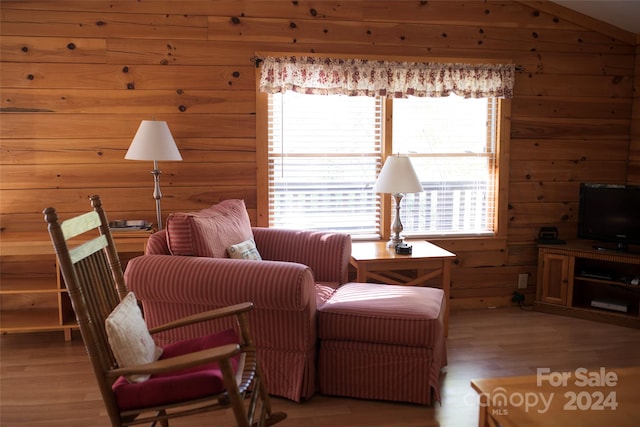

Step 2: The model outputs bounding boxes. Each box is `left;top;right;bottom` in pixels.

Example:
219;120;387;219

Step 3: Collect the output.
0;231;150;340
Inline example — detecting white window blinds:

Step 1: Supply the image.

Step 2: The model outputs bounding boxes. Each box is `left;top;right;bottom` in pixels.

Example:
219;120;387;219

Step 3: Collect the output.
393;94;498;236
268;91;382;235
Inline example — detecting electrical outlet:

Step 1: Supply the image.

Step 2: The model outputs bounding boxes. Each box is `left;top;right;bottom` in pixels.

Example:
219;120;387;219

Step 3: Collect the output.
518;273;528;289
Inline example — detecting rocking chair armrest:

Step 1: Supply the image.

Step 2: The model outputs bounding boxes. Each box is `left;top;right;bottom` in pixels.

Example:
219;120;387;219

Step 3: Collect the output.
106;343;241;379
147;302;254;335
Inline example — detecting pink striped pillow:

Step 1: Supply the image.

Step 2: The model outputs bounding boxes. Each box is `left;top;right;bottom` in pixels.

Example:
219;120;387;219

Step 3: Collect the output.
166;199;253;258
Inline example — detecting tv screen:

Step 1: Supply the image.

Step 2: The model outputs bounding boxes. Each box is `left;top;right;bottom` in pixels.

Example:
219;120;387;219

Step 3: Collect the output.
577;183;640;252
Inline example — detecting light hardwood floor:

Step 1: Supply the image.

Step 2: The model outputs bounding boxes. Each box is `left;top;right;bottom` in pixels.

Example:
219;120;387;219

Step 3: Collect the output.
2;307;640;427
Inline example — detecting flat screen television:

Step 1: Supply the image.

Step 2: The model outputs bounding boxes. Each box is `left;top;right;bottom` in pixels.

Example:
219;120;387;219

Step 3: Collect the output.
577;183;640;253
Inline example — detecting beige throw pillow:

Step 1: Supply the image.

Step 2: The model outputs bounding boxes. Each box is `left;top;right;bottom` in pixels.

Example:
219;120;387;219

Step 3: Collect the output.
227;238;262;260
105;292;163;383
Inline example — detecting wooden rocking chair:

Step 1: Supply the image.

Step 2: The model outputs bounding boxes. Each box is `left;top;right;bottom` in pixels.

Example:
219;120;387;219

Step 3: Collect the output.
43;195;286;427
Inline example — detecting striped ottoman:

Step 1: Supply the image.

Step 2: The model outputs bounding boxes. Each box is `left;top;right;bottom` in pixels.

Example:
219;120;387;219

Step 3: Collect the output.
317;282;447;405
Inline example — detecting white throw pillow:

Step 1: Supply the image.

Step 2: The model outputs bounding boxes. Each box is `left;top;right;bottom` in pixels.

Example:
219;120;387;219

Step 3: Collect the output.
105;292;163;383
227;238;262;261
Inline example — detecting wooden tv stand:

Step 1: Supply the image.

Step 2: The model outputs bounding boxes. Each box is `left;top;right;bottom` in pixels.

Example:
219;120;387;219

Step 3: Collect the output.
534;240;640;328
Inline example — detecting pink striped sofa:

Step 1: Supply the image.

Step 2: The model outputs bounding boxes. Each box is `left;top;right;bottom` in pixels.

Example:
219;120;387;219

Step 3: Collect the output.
124;227;352;402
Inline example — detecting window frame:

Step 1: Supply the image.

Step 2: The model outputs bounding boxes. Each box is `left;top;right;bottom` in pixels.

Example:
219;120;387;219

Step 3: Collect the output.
256;53;511;247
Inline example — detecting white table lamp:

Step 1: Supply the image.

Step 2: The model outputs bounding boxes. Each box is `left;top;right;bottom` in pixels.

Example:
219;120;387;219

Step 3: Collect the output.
125;120;182;230
374;154;423;247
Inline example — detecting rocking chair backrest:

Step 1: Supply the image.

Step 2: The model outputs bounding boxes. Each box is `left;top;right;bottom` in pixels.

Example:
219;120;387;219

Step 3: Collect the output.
43;195;129;420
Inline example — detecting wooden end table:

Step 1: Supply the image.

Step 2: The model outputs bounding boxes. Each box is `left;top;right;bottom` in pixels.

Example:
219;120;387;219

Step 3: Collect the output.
471;367;640;427
350;240;455;334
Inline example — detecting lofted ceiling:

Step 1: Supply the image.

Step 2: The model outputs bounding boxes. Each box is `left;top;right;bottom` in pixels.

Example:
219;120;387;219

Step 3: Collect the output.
552;0;640;34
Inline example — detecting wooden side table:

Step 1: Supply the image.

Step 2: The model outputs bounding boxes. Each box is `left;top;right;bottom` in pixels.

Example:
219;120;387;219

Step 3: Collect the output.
350;240;455;334
471;367;640;427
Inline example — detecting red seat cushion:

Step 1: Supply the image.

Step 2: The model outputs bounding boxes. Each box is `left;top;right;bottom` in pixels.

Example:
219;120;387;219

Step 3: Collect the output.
113;328;240;410
318;282;444;347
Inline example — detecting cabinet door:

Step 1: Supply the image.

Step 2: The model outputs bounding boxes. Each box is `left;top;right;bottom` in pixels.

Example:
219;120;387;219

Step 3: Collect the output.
540;253;570;305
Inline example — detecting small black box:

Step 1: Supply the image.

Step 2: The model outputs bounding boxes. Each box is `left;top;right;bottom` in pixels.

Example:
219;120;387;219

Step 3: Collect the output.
395;243;412;254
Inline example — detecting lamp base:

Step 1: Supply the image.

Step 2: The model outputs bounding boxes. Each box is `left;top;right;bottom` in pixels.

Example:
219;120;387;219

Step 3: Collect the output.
151;160;164;231
386;192;405;248
386;236;404;248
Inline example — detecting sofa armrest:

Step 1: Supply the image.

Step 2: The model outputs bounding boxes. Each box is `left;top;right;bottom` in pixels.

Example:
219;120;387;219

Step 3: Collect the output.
145;230;170;255
124;255;315;311
252;228;352;284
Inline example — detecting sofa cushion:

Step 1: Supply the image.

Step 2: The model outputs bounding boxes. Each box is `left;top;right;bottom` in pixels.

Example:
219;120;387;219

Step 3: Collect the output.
105;292;163;383
318;282;444;347
227;238;262;260
315;282;339;307
166;199;253;258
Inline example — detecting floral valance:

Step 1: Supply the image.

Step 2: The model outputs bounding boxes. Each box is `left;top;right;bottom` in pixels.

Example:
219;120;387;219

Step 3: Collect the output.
259;56;515;99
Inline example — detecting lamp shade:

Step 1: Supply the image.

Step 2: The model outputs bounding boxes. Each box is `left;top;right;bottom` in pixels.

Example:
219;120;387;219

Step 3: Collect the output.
374;154;423;194
125;120;182;161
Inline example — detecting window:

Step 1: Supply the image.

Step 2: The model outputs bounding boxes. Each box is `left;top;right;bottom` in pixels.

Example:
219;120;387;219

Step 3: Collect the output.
393;95;499;236
265;92;504;239
267;92;382;237
258;55;512;240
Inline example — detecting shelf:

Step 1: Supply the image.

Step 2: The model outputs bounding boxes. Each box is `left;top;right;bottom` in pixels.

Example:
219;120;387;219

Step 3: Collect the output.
0;308;77;332
0;276;59;293
0;231;150;341
573;280;640;315
575;302;639;317
534;300;640;329
574;275;640;289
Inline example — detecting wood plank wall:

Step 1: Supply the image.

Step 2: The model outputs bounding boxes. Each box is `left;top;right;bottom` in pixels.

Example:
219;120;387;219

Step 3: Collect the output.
1;1;637;308
629;35;640;184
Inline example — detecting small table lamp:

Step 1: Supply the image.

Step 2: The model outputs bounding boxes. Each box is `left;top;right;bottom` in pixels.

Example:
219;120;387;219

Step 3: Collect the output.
374;154;423;247
125;120;182;230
